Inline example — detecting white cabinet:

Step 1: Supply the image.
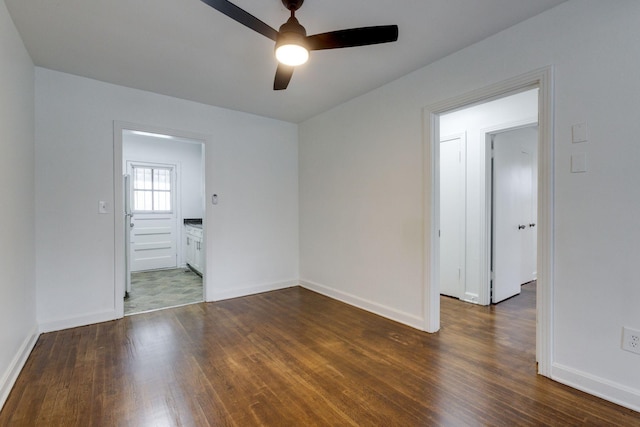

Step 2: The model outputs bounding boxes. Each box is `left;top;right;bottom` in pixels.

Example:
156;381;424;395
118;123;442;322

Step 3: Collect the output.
194;234;204;274
185;224;204;275
185;232;196;268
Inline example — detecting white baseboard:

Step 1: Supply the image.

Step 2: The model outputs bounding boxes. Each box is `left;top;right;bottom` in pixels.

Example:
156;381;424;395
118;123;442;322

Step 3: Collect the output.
39;280;300;331
0;326;39;410
208;280;298;302
299;279;424;330
39;309;118;333
552;363;640;413
462;292;481;305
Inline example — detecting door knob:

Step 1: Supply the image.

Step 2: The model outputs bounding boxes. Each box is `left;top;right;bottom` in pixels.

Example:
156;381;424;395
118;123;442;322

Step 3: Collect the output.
529;223;536;228
518;225;526;230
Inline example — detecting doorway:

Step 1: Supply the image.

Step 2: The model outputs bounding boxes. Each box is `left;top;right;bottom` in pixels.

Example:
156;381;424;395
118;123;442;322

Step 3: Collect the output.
119;127;206;315
438;90;538;305
423;67;554;376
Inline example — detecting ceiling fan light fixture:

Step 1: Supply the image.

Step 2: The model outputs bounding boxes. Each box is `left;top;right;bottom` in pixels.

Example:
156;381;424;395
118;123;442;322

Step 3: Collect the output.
275;42;309;66
275;16;308;66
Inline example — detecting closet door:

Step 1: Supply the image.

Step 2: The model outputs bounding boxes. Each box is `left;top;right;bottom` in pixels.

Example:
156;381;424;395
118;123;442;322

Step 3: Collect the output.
440;135;465;299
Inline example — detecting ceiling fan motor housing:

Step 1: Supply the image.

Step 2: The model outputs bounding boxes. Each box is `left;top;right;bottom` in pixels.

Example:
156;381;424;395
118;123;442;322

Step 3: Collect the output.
282;0;304;12
276;16;307;50
279;16;306;37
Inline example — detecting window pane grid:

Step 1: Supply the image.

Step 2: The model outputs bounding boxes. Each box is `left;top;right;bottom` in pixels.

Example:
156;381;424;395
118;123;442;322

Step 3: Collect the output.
154;191;171;211
132;166;172;212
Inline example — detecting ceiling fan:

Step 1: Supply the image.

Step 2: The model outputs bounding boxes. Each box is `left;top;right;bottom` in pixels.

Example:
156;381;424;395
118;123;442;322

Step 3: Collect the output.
200;0;399;90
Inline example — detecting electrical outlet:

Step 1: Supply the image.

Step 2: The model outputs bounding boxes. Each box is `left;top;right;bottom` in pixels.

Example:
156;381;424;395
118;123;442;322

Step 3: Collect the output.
622;327;640;354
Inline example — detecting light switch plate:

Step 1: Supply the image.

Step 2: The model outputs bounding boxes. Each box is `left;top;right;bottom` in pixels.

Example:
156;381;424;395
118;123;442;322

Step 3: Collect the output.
572;123;588;143
571;154;587;173
99;201;108;214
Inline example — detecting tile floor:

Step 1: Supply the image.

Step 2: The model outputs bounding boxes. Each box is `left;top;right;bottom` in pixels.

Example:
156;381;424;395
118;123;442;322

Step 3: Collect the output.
125;268;203;315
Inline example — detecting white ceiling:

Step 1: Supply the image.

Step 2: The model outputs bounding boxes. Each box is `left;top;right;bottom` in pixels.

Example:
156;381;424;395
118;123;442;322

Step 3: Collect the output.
5;0;566;123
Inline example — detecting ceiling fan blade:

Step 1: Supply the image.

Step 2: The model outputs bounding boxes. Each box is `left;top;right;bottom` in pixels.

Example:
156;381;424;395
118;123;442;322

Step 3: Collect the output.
200;0;279;41
307;25;398;51
274;64;295;90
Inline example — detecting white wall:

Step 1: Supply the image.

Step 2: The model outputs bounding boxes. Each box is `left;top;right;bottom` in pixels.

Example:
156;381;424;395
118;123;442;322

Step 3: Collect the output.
440;89;538;302
124;133;204;221
0;0;38;408
35;68;299;331
299;0;640;411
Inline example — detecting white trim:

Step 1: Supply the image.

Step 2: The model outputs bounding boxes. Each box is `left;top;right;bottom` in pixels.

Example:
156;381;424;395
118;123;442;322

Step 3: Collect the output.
461;293;479;304
300;280;425;330
552;363;640;413
423;110;441;333
422;67;555;376
114;123;125;317
114;121;209;319
0;326;39;410
39;309;118;333
536;67;555;376
210;280;298;301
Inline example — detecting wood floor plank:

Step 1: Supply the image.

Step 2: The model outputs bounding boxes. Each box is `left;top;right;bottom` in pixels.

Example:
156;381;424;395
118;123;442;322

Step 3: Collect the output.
1;284;638;426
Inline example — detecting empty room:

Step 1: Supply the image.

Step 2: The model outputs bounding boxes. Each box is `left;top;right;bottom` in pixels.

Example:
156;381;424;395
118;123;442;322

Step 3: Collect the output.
1;0;639;424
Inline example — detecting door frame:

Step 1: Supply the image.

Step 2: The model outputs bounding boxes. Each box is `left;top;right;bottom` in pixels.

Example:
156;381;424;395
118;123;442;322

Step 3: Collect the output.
422;67;554;377
113;121;208;318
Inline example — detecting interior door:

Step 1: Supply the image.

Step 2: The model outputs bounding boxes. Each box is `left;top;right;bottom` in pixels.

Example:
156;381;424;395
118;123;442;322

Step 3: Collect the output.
440;135;465;298
131;214;177;271
128;162;178;272
492;126;537;303
520;134;538;284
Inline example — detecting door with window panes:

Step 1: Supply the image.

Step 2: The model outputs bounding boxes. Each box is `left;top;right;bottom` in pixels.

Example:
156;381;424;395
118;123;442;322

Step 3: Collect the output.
128;162;178;272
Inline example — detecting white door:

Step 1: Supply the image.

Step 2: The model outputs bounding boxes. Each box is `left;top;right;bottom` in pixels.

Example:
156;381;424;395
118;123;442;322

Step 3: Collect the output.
492;126;537;303
520;134;538;284
440;135;465;298
128;162;178;272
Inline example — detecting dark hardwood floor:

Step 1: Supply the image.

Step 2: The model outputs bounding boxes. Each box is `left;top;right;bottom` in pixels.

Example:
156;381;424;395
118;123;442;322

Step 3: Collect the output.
1;283;638;426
